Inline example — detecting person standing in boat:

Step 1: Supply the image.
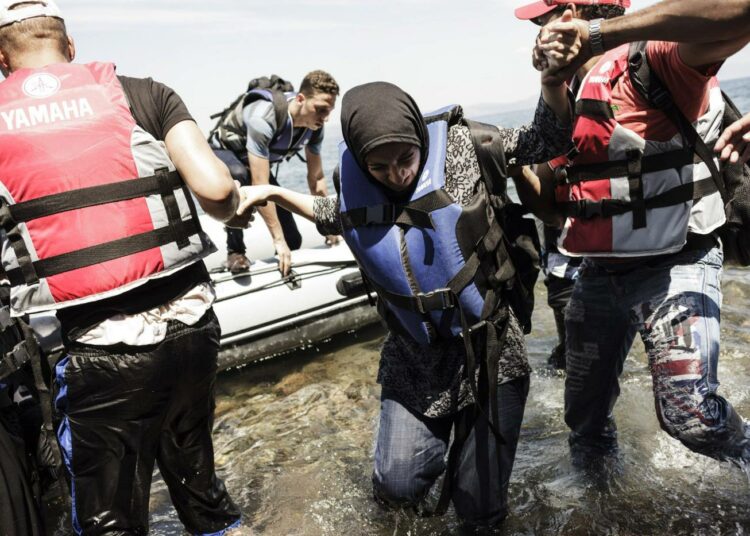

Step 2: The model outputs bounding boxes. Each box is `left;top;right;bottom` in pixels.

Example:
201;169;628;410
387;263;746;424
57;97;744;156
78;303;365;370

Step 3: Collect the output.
235;73;574;530
0;2;252;534
520;0;750;462
209;71;340;275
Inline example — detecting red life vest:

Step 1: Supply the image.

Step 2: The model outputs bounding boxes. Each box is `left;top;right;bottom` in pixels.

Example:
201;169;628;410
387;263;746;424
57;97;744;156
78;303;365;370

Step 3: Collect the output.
0;62;215;315
554;44;726;258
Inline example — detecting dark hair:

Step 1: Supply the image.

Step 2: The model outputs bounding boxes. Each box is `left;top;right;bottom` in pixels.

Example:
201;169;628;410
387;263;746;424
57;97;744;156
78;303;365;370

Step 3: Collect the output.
299;70;339;98
0;14;68;59
531;3;625;25
579;5;626;20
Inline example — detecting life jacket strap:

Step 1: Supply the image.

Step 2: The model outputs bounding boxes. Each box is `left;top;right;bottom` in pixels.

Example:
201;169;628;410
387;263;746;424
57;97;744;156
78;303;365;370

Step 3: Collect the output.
2;170;198;286
560;176;719;220
340;190;453;230
5;170;184;223
576;98;616;120
564;148;695;184
0;339;32;381
5;218;201;287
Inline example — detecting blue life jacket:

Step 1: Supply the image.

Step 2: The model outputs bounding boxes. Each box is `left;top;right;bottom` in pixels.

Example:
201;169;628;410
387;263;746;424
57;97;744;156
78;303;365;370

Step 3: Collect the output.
338;105;516;345
209;88;314;164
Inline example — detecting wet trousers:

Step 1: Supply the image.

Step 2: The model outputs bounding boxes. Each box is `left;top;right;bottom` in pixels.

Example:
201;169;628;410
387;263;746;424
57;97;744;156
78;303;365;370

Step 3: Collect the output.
54;310;240;535
545;274;576;369
565;246;750;460
213;149;302;254
372;376;529;530
0;405;43;536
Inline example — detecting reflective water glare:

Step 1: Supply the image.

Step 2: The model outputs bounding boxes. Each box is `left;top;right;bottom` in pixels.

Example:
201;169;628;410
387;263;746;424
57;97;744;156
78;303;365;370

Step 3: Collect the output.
143;270;750;535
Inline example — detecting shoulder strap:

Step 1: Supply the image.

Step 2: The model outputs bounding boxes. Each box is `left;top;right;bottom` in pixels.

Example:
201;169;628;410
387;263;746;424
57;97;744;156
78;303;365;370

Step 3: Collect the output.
463;119;508;199
627;41;728;204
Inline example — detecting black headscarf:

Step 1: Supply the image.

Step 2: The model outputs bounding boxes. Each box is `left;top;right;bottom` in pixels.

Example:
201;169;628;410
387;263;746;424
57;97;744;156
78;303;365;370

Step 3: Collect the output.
340;82;429;179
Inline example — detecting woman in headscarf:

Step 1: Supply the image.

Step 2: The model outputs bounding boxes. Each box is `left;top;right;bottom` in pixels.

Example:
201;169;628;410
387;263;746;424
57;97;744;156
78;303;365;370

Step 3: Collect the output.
237;78;571;531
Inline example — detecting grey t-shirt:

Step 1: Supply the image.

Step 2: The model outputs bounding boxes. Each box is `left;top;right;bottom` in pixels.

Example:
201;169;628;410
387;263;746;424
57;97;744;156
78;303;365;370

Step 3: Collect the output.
242;99;324;159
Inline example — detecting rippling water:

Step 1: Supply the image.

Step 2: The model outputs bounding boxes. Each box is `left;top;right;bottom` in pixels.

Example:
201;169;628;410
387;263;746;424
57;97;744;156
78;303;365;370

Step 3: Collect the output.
138;265;750;535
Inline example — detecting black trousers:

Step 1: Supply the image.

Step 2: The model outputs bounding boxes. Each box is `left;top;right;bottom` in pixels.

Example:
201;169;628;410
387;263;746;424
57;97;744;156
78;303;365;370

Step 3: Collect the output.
54;310;240;535
213;149;302;254
0;406;43;536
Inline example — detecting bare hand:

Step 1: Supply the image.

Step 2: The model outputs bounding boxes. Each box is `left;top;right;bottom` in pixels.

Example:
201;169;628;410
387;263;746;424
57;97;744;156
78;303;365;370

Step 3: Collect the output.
536;10;590;86
715;112;750;165
236;185;270;216
274;239;292;276
225;180;255;228
325;235;341;246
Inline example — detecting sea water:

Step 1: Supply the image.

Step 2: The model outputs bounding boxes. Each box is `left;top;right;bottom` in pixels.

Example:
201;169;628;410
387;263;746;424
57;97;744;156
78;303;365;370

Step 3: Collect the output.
141;77;750;535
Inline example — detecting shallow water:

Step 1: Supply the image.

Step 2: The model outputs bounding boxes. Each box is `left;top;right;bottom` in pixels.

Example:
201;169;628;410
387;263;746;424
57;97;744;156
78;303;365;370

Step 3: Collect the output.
134;267;750;536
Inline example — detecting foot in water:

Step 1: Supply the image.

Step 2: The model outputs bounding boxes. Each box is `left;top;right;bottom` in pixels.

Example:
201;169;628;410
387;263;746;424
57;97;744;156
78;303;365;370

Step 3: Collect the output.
547;343;566;370
225;251;251;274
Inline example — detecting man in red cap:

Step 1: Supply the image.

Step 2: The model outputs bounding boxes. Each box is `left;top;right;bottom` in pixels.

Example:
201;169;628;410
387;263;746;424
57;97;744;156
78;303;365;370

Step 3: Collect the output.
516;0;750;466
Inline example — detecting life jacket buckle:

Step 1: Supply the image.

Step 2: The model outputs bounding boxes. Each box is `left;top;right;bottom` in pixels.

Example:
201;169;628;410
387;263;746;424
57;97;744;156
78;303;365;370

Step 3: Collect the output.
416;288;455;314
578;199;604;219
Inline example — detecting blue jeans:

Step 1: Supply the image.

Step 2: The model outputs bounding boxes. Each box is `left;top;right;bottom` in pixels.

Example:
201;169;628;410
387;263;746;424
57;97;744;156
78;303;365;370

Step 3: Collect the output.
564;246;750;461
373;376;529;530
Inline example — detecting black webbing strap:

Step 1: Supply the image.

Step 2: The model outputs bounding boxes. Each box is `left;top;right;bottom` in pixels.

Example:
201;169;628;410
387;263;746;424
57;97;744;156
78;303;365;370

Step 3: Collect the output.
564;149;694;184
465;119;508;198
6;218;200;286
628;41;728;205
21;321;71;503
155;168;191;249
576;98;615;120
7;170;183;223
423;310;510;517
0;341;30;380
0;202;38;286
340;190;453;230
560;177;718;219
429;404;476;516
626;149;647;229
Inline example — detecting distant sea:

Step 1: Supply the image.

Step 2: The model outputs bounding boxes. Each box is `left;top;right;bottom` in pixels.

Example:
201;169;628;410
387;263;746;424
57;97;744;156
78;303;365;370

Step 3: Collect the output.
277;76;750;193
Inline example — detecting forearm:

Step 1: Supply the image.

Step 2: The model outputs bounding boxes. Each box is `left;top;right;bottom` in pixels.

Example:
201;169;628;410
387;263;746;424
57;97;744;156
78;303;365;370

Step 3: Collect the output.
198;190;240;223
269;186;316;221
307;174;328;196
511;166;562;227
602;0;750;49
256;204;285;242
506;96;573;166
540;83;571;126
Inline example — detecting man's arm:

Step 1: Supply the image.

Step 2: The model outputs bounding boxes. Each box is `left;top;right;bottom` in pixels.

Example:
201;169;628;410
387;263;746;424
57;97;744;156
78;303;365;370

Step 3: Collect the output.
304;147;340;245
305;148;328;197
164;120;249;228
539;0;750;84
510;164;563;227
248;153;292;275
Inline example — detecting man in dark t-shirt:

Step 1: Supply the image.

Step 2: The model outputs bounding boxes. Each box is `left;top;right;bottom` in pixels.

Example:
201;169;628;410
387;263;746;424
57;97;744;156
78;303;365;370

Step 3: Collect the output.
0;3;249;534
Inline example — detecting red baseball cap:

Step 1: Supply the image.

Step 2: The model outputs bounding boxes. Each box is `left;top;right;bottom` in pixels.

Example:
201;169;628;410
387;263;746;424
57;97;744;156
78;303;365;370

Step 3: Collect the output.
515;0;630;21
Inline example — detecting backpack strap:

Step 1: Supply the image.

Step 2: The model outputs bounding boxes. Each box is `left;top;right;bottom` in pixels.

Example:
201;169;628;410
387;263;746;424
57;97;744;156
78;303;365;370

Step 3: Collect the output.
628;41;728;205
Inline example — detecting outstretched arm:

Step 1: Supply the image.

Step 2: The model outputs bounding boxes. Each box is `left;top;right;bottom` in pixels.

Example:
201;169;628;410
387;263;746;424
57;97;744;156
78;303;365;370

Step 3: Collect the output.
238;185;316;222
538;0;750;84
